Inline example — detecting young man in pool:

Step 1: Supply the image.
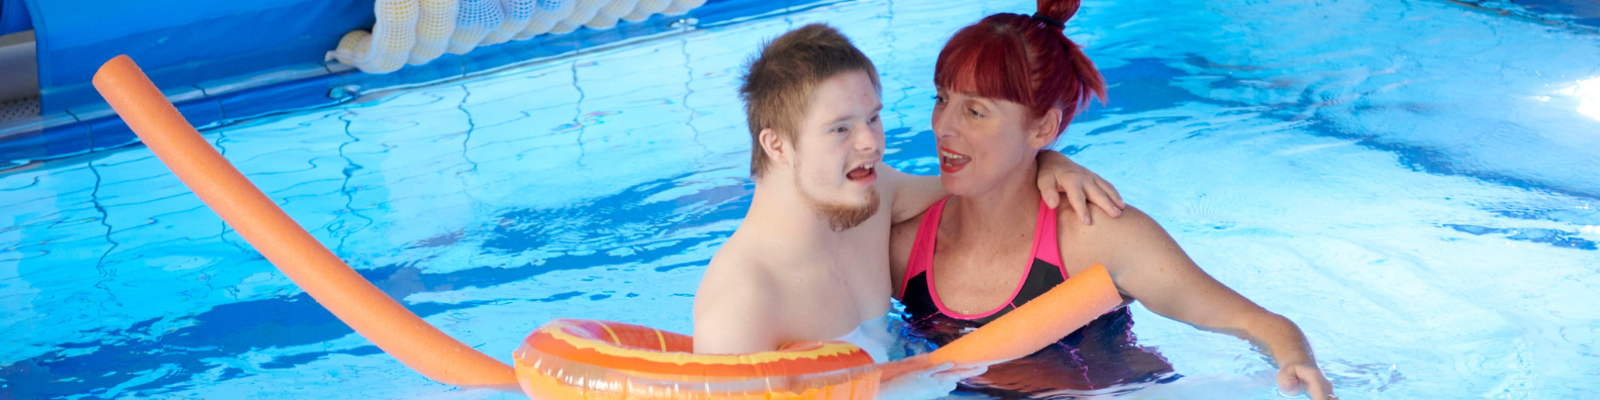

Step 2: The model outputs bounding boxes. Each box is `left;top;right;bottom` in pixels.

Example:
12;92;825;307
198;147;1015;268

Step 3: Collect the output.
690;24;1127;398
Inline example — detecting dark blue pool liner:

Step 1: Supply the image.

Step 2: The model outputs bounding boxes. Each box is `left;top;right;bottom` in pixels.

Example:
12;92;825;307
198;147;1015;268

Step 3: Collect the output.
0;0;839;171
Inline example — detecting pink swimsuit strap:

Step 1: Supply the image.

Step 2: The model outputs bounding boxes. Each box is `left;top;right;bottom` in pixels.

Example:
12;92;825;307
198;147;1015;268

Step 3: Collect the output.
897;197;1064;319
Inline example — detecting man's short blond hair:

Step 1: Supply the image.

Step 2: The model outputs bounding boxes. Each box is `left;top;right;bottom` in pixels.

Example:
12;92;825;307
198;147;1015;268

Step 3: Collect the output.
739;24;881;177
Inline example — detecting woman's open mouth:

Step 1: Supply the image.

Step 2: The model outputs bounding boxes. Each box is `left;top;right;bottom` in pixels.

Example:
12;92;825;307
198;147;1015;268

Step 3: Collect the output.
939;147;970;174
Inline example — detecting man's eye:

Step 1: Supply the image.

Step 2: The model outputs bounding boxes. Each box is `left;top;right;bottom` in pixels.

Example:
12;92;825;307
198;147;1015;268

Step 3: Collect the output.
834;126;849;133
868;115;880;124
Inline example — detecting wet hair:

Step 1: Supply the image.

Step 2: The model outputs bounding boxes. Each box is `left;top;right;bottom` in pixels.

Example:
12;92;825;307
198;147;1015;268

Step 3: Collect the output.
934;0;1107;141
739;23;881;178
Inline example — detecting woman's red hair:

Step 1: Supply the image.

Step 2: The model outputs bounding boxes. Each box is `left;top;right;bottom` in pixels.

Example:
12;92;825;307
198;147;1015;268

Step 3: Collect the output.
934;0;1107;138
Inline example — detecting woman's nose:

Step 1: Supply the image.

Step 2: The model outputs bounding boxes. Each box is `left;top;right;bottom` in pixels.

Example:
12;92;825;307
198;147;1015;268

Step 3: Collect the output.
933;108;957;139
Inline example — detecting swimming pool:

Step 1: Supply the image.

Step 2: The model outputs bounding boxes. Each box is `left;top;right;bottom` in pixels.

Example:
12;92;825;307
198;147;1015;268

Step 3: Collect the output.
3;0;1598;398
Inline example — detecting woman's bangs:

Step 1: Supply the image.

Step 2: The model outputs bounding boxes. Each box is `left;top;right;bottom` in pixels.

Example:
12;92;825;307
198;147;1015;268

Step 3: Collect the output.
934;29;1030;105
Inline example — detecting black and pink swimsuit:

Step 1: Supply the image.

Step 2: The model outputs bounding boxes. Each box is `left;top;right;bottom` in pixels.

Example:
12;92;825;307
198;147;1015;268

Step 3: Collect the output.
896;197;1177;394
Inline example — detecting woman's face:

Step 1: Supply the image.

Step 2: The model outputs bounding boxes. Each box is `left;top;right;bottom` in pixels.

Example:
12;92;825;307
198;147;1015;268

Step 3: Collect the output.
932;89;1056;196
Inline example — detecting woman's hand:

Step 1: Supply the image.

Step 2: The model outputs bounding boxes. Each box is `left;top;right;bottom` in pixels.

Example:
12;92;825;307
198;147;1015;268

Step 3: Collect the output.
876;355;988;400
1276;358;1335;400
1036;150;1125;224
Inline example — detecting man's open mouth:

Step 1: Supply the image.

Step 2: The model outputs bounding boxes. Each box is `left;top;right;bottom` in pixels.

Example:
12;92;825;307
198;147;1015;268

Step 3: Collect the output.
847;163;876;181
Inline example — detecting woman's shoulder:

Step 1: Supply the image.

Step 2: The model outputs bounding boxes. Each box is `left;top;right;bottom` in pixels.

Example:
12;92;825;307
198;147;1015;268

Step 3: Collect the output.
1055;203;1164;238
1055;204;1180;273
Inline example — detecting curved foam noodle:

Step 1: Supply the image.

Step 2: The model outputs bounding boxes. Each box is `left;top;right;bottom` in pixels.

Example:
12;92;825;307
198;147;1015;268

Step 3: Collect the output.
519;0;576;39
448;0;505;54
930;265;1122;365
91;55;518;387
409;0;459;65
585;0;639;30
622;0;671;22
551;0;607;34
482;0;540;45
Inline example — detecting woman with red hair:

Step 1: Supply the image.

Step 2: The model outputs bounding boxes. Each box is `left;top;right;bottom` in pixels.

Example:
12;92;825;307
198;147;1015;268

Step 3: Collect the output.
889;0;1336;398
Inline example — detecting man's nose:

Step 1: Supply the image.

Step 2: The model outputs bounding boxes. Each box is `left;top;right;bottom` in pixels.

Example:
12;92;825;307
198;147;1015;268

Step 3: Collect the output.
853;125;880;154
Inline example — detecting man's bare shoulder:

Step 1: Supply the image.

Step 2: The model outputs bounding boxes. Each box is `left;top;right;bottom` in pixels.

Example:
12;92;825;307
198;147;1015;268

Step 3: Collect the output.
692;241;785;353
696;244;778;309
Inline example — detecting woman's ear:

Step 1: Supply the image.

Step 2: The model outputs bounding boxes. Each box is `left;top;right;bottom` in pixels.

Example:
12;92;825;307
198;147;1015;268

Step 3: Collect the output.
1029;108;1064;150
759;128;790;166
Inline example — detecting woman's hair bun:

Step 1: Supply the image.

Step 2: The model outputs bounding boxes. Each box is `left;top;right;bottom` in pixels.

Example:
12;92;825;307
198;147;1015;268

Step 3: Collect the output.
1036;0;1082;25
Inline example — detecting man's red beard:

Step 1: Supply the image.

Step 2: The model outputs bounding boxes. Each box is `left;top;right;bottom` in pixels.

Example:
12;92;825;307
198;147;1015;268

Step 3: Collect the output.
805;188;880;232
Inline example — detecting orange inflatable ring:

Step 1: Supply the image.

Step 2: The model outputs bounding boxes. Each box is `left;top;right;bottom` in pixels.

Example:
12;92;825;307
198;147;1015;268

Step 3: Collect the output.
515;319;878;399
91;54;1123;399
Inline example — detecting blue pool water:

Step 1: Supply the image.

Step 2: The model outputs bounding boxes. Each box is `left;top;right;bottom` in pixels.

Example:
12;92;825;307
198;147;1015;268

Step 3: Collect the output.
4;0;1599;398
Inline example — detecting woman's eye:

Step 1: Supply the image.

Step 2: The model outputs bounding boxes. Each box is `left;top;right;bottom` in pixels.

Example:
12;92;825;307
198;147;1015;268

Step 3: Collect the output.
834;126;849;133
968;108;983;118
933;95;945;104
868;115;880;124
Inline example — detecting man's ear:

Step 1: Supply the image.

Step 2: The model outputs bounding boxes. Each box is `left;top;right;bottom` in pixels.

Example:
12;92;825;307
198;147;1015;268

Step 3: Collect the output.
1029;108;1064;150
759;128;790;166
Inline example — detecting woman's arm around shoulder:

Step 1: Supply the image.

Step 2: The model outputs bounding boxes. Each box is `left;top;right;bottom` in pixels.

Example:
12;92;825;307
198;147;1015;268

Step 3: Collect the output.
881;150;1125;225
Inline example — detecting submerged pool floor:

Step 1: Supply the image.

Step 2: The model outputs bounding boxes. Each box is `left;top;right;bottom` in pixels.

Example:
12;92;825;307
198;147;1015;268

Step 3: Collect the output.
3;0;1599;398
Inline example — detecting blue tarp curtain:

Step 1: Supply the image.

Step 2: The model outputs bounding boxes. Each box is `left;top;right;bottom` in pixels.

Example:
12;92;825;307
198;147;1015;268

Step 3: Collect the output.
22;0;376;113
1;0;31;36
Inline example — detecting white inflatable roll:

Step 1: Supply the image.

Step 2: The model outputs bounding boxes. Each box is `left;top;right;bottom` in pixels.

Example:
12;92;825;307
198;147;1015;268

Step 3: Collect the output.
662;0;706;16
329;0;420;73
519;0;577;39
623;0;671;22
409;0;459;65
332;0;706;73
482;0;541;45
585;0;640;30
550;0;608;34
448;0;505;54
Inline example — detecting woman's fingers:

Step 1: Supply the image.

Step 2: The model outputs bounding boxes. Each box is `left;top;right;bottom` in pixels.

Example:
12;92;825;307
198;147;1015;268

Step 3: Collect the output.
1277;366;1305;396
1086;180;1122;218
1037;173;1063;209
1299;366;1334;400
1276;364;1335;399
938;364;987;378
1067;186;1091;225
1306;378;1332;400
1096;177;1125;209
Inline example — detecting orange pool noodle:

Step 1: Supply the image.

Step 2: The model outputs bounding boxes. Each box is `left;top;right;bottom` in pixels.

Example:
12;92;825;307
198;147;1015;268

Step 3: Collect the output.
92;55;517;387
928;263;1122;365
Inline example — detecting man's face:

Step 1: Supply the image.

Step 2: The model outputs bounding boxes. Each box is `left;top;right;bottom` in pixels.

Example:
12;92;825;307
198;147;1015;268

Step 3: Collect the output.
789;70;885;231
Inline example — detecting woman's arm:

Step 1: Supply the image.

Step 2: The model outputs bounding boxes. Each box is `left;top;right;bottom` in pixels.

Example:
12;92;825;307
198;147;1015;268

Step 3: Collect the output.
879;163;945;224
1070;206;1334;399
885;150;1125;224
